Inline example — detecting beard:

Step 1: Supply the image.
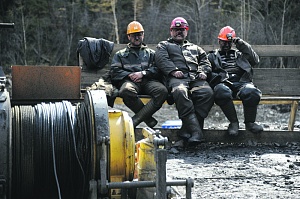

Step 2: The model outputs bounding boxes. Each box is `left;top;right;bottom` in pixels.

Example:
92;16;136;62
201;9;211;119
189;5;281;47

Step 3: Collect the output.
173;32;185;43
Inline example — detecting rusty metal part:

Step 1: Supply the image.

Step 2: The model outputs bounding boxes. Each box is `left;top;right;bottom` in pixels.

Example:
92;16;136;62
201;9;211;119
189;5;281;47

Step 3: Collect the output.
11;65;81;100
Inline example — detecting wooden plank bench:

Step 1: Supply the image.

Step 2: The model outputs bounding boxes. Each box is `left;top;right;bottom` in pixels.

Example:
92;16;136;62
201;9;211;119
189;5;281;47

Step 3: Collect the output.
91;68;300;132
80;45;300;132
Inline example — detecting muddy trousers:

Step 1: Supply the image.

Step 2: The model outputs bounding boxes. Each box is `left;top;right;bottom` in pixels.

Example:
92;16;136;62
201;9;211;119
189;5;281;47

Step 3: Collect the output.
118;80;168;127
170;79;214;142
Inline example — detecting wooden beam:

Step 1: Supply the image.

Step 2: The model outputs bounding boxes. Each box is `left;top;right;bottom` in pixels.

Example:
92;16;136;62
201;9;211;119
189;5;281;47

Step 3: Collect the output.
111;44;300;57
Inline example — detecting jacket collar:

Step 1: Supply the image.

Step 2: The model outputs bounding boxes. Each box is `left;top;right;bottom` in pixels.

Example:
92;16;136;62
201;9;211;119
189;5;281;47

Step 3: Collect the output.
167;38;189;46
127;42;148;49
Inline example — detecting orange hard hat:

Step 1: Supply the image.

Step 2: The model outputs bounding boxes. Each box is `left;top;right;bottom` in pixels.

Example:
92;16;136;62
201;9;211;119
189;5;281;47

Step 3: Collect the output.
218;26;236;41
127;21;144;34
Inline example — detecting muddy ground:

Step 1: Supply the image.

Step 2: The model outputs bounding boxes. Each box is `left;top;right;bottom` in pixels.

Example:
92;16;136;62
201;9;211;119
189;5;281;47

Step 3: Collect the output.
167;142;300;199
113;104;300;198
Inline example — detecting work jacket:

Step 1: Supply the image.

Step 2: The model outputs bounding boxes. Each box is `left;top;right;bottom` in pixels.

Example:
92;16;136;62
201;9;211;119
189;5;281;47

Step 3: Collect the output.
207;39;259;84
155;38;212;84
110;43;161;87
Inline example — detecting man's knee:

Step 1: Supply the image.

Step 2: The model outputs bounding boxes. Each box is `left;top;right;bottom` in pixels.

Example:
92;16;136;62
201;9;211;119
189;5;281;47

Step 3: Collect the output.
171;84;189;100
155;85;168;98
214;84;233;106
118;82;137;98
238;85;261;106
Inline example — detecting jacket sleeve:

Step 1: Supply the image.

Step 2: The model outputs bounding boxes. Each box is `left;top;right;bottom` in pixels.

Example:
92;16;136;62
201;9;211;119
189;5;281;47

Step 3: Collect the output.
110;52;131;83
155;41;178;76
142;49;161;80
197;46;212;74
235;39;259;67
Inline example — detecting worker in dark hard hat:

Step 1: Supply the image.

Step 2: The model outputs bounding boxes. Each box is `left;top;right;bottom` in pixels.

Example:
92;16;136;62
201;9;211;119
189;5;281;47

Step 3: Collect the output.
110;21;168;128
207;26;263;136
155;17;214;143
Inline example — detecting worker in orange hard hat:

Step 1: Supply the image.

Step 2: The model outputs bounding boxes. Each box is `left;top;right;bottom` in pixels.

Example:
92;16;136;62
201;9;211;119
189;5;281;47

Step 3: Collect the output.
207;26;263;136
126;21;145;46
110;21;168;128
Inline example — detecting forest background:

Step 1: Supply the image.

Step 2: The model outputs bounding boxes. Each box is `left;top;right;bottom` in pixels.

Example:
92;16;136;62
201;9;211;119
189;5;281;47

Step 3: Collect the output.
0;0;299;74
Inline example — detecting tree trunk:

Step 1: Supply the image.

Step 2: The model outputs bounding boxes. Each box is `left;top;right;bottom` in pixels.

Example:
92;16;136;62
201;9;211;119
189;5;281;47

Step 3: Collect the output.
111;0;119;44
21;5;27;65
279;0;289;68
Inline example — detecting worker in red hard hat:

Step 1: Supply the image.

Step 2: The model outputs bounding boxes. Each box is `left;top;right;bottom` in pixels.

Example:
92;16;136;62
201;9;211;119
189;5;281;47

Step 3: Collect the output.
155;17;214;144
207;26;263;136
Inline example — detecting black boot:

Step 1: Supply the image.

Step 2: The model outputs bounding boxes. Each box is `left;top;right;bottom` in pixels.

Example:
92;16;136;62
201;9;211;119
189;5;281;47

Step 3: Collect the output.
182;113;205;143
144;117;158;128
124;98;157;128
220;101;239;136
132;100;159;128
196;114;204;130
244;106;263;133
177;123;191;139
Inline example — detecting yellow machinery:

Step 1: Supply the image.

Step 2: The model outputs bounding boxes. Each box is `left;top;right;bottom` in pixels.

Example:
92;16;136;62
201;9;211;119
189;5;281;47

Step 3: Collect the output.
0;65;193;199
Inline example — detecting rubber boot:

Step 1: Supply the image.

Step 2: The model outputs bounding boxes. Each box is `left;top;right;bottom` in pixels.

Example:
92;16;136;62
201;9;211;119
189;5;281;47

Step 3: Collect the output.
220;101;239;136
132;100;159;128
179;113;205;140
196;114;204;130
177;123;191;139
244;106;263;133
144;117;158;128
182;113;205;143
125;98;157;128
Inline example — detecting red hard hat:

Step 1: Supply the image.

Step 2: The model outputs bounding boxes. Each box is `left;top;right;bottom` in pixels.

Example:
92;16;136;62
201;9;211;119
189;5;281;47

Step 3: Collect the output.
218;26;236;41
170;17;189;30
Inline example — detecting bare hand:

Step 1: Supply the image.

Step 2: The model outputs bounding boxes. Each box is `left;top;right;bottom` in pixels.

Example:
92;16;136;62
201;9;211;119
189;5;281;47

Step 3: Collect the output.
197;72;207;80
232;37;241;44
128;72;143;82
171;71;184;78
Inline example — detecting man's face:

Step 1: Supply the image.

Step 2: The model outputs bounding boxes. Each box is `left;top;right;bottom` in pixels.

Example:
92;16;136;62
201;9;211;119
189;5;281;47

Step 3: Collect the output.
128;32;144;46
219;40;232;52
170;28;187;43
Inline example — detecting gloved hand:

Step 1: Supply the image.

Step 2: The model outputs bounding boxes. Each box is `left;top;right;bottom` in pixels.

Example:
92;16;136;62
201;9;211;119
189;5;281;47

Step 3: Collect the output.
232;37;241;44
171;71;184;78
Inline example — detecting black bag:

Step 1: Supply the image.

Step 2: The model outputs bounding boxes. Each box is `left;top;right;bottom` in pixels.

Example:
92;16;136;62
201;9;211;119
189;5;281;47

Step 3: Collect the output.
77;37;114;70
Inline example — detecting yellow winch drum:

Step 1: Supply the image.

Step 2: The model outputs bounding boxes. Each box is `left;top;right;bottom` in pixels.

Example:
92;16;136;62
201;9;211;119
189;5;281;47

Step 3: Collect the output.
109;109;135;182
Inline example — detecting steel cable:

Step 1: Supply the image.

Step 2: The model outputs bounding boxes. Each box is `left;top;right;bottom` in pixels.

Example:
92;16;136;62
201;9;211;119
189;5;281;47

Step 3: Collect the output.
11;100;93;199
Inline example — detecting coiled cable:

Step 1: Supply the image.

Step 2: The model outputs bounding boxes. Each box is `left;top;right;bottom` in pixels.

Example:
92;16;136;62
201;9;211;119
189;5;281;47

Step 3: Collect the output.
11;100;92;199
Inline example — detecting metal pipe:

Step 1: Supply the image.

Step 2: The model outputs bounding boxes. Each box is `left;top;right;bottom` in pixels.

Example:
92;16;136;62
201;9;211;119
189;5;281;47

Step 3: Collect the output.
0;23;14;28
155;149;167;199
106;179;193;188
